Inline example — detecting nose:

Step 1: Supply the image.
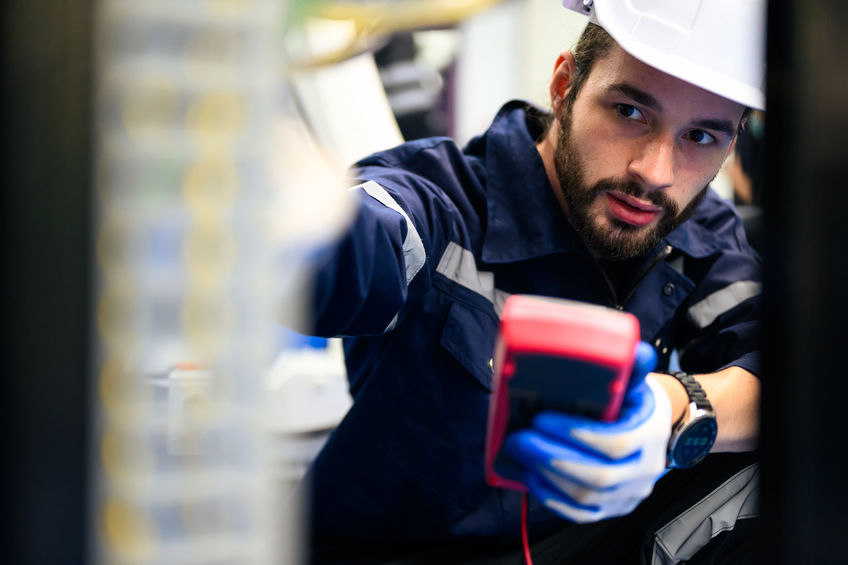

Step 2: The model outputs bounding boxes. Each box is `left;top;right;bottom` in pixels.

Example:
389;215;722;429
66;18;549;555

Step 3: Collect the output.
627;134;675;191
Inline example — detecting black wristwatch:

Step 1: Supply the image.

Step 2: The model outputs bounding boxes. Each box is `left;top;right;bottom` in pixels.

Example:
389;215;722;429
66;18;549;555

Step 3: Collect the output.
663;371;717;469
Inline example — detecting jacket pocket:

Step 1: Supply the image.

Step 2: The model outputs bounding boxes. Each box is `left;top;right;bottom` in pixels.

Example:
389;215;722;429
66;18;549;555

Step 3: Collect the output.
440;299;499;391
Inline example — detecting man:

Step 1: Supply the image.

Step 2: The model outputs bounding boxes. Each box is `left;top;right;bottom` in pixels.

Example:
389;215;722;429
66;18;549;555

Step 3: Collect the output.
298;1;763;562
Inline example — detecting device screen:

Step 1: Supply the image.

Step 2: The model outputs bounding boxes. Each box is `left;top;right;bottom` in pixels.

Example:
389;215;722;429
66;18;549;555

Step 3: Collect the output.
493;353;619;482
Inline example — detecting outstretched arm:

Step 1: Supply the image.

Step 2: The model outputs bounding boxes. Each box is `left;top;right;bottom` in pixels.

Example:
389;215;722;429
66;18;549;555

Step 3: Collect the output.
653;365;760;453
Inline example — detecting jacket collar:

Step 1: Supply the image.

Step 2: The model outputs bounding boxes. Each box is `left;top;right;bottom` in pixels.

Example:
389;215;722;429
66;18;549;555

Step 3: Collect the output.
478;101;588;264
663;191;733;258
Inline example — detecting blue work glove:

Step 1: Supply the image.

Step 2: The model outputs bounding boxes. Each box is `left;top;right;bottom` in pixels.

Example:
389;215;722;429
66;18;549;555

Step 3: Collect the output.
504;343;672;523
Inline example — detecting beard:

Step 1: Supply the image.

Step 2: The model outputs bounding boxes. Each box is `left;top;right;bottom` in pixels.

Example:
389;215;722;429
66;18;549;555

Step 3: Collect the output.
553;112;708;260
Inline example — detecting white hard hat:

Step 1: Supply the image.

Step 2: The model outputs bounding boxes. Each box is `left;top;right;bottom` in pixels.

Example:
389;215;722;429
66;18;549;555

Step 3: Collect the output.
562;0;766;110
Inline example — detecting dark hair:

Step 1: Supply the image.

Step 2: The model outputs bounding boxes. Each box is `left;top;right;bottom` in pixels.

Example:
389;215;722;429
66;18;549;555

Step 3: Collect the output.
537;22;615;133
563;22;616;109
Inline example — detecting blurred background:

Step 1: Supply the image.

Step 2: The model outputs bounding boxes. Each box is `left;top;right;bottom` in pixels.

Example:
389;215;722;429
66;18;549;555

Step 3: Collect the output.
0;0;844;563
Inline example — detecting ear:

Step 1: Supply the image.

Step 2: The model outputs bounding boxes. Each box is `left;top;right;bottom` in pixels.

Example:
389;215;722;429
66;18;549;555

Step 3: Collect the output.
550;51;577;116
727;112;748;155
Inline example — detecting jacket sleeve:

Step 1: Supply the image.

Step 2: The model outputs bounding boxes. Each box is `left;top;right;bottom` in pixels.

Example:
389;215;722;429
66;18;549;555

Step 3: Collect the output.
677;204;763;378
305;145;476;337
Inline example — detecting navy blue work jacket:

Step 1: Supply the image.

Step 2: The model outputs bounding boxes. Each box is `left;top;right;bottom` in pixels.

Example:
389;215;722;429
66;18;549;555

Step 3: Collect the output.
304;101;761;558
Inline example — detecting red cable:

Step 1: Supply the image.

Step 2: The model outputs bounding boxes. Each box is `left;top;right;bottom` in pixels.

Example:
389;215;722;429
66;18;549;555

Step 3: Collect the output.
521;492;534;565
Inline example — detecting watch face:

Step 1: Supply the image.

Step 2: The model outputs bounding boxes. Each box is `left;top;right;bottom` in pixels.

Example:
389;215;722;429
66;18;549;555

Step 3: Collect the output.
671;417;718;468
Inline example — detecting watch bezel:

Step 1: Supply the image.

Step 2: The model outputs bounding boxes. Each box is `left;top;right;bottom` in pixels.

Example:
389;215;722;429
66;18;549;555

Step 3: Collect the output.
668;408;718;468
661;370;718;469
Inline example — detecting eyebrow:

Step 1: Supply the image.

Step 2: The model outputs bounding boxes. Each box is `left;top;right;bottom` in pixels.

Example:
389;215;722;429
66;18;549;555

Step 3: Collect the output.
609;83;662;111
691;118;737;137
608;82;738;137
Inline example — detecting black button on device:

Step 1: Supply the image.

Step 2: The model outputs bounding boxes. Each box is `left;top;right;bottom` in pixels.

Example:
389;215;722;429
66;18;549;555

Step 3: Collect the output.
662;282;675;296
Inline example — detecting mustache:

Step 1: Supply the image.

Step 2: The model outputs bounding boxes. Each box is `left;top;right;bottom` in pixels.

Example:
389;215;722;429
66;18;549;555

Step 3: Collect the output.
590;178;680;217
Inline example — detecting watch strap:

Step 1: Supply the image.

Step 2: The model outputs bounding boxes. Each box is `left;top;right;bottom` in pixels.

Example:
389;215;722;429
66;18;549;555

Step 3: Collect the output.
662;370;712;411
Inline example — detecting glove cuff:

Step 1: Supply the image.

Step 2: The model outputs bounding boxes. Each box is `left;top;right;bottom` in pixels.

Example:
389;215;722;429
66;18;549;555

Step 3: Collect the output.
644;375;673;444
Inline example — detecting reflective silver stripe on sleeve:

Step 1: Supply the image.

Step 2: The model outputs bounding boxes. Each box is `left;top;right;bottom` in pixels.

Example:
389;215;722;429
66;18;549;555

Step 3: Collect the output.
354;180;427;333
688;281;761;329
436;242;510;316
355;180;427;285
651;463;759;565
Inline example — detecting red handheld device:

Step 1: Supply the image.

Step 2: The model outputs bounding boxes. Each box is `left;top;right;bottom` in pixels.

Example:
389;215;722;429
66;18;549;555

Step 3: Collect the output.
484;295;642;491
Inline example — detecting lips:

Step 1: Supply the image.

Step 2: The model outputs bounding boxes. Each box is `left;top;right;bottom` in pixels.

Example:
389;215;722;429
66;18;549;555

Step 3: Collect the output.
605;192;663;227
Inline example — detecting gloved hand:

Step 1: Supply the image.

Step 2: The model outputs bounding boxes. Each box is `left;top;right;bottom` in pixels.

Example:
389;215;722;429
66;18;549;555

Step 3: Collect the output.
504;342;671;523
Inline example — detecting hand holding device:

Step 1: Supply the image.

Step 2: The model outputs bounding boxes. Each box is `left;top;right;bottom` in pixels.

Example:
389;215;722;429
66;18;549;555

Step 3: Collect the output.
504;344;672;523
484;295;644;492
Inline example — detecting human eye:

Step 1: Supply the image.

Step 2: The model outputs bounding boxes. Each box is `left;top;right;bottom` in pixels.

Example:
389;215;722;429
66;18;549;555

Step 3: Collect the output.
685;129;716;146
616;103;645;122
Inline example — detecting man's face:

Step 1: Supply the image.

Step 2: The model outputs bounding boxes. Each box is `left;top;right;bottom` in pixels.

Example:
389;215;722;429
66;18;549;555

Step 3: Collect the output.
553;44;745;260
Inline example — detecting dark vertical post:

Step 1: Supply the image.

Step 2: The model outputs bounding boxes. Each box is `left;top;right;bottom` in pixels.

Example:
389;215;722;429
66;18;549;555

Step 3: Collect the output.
0;1;93;564
761;0;848;562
